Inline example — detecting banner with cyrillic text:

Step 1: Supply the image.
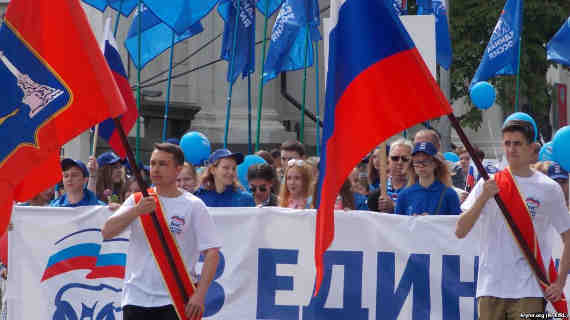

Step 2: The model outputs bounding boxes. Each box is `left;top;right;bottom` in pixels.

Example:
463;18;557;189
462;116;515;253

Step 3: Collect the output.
7;206;570;319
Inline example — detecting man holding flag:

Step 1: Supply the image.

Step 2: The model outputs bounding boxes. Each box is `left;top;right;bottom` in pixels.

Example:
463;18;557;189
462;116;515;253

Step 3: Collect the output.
456;117;570;317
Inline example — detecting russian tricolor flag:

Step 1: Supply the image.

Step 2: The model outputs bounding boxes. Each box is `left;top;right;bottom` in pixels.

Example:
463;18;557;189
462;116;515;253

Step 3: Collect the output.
98;18;138;158
314;0;453;294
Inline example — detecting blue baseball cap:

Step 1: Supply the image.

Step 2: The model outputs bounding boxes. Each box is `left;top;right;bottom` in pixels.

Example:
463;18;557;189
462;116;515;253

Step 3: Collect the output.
412;142;437;157
548;162;568;181
97;151;121;167
208;148;244;165
61;158;89;177
166;137;180;145
502;112;538;142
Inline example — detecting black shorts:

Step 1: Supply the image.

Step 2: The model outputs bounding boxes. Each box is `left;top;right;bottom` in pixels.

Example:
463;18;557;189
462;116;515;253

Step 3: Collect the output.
123;304;178;320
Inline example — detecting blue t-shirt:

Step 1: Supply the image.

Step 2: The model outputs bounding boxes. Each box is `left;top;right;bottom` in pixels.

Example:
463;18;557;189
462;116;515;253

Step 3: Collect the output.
49;189;105;207
195;186;255;207
354;193;368;210
394;180;461;215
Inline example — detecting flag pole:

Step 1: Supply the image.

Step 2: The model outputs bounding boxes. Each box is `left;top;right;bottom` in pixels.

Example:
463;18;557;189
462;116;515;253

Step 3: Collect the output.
314;41;320;156
248;73;253;154
92;125;100;155
255;0;270;152
447;112;550;286
113;0;123;37
112;117;190;305
135;0;142;163
162;33;176;142
223;0;242;149
300;28;310;144
514;35;522;113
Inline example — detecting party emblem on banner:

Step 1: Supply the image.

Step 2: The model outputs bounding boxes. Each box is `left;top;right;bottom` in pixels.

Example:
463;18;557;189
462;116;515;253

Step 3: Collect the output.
40;228;128;320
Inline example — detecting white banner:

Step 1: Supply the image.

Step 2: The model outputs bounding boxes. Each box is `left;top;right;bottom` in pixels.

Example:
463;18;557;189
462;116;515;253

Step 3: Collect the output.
7;206;570;319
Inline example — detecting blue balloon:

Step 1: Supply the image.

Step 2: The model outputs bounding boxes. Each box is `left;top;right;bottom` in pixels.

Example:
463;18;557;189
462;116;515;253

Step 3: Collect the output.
180;131;211;166
552;126;570;171
503;112;538;142
538;141;554;162
470;81;496;110
236;155;267;190
443;152;460;163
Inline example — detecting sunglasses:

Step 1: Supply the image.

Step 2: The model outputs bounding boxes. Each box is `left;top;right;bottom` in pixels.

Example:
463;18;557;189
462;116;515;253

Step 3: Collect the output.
287;159;306;167
390;156;410;163
249;185;268;193
412;159;433;167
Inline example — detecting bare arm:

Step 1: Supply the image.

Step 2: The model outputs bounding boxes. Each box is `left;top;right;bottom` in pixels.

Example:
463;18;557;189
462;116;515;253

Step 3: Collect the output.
455;179;498;238
185;247;220;319
546;229;570;302
101;196;156;240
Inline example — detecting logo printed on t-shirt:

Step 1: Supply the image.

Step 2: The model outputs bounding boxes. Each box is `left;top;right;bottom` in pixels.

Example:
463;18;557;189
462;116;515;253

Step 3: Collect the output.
169;215;186;234
525;197;541;218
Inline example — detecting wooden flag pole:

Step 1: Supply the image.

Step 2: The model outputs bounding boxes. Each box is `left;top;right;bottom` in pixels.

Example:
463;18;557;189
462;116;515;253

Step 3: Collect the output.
92;124;100;155
112;117;190;303
379;142;388;198
447;112;549;285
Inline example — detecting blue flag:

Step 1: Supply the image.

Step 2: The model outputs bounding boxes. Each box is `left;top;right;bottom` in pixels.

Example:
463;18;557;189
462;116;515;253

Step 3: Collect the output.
125;5;203;70
417;0;433;15
108;0;138;16
142;0;219;35
218;0;256;83
256;0;284;17
471;0;523;87
262;0;321;85
389;0;407;16
81;0;108;11
433;0;452;69
547;17;570;67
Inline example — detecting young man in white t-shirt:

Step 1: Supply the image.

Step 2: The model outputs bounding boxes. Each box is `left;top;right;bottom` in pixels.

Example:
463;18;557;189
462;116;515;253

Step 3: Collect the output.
456;119;570;319
102;143;221;320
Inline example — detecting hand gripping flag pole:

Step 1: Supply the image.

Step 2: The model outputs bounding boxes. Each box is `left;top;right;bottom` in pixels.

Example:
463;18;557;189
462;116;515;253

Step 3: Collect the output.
447;113;567;313
112;117;196;318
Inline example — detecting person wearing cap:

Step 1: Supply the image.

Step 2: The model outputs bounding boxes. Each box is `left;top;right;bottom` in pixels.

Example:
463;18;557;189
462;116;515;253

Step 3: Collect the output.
50;159;104;207
456;117;570;317
195;149;255;207
90;151;127;204
394;142;461;215
548;162;569;208
102;142;220;319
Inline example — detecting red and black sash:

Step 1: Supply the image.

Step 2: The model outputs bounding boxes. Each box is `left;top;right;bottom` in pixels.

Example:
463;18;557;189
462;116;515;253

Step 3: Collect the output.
134;190;197;320
494;169;567;312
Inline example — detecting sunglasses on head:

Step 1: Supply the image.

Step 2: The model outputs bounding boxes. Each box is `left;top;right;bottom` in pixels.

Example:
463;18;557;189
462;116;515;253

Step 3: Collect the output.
287;159;305;167
390;155;410;163
249;185;268;193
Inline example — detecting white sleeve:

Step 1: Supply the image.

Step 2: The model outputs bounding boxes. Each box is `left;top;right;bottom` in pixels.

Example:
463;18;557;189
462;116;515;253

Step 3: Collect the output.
546;183;570;235
191;200;222;251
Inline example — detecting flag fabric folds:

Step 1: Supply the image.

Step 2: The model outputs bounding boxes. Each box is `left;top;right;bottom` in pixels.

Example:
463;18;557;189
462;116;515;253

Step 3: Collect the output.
81;0;108;11
261;0;321;85
433;0;452;69
0;0;126;234
470;0;523;87
547;17;570;67
314;0;452;295
99;18;138;158
390;0;407;16
81;0;137;15
142;0;219;35
218;0;256;84
125;4;204;70
256;0;284;17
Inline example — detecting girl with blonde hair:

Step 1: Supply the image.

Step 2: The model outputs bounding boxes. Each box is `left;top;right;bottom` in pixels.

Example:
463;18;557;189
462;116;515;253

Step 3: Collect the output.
278;159;314;209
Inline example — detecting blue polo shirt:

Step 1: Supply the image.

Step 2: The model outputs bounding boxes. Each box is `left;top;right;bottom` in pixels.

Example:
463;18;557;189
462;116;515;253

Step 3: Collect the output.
49;188;105;207
394;180;461;215
195;186;255;207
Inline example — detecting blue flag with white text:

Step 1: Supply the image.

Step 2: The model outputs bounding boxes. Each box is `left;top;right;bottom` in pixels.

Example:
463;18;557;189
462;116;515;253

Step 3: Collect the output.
547;17;570;67
470;0;523;87
433;0;452;69
125;4;203;69
256;0;284;17
218;0;256;83
142;0;219;35
262;0;321;85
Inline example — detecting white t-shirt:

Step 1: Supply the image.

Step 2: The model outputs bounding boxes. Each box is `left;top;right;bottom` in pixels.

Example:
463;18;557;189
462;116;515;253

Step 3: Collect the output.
461;170;570;298
112;190;222;307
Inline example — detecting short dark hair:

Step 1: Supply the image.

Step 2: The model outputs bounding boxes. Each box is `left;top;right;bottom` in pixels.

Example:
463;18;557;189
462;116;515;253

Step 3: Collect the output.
153;142;185;165
247;163;276;182
270;148;281;159
501;120;534;144
255;150;274;166
280;140;305;157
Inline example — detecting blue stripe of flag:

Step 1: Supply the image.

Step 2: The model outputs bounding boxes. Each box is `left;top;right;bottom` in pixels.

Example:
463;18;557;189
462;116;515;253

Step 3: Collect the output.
45;243;101;268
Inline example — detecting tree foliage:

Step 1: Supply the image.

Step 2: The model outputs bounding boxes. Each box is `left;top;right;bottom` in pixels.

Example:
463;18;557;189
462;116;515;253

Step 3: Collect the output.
448;0;570;139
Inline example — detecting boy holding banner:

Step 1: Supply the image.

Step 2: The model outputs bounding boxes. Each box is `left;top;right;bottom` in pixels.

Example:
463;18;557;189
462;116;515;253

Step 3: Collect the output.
103;143;221;320
456;118;570;318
